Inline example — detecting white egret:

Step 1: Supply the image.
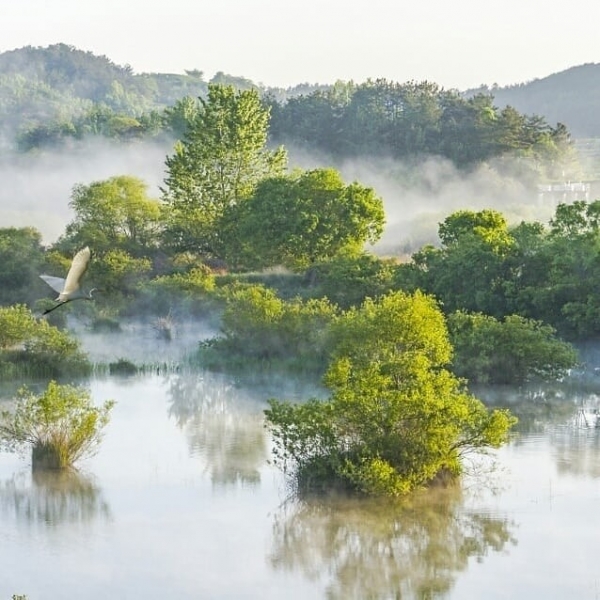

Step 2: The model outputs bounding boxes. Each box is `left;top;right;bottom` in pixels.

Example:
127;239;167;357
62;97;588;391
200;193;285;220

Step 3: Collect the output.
40;247;98;315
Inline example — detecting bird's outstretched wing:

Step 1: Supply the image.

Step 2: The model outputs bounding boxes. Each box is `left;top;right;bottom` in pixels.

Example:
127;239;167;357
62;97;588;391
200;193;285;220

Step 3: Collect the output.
60;246;91;301
39;274;67;295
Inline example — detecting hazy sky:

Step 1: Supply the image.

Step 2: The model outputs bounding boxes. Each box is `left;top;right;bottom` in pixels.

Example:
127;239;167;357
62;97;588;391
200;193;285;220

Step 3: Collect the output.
1;0;598;90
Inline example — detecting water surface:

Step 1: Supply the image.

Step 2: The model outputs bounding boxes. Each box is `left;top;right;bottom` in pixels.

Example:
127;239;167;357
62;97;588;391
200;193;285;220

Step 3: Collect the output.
1;366;600;598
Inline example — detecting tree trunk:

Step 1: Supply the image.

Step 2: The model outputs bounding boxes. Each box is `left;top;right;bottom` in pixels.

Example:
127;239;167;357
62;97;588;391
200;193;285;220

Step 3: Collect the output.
32;442;63;470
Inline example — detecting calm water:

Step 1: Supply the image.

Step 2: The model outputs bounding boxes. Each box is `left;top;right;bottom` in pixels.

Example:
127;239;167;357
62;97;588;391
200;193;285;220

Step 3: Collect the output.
2;330;600;598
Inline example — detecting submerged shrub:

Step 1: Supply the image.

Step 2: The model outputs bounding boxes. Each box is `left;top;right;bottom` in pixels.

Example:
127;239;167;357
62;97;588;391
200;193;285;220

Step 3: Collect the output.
0;380;115;470
109;358;138;376
265;291;517;497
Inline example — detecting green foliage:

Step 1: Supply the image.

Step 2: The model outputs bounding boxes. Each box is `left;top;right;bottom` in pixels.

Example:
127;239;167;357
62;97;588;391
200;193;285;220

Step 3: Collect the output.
224;168;385;270
162;84;287;257
210;284;338;370
0;227;45;307
308;253;397;309
138;265;216;315
0;304;35;349
57;176;163;257
408;210;517;317
90;249;152;312
0;305;90;378
269;79;576;174
447;311;578;384
265;291;517;497
438;209;513;250
0;380;114;469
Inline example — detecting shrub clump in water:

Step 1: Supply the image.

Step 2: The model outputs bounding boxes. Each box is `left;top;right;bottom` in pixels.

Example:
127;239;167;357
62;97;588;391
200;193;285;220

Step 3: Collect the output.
0;380;115;470
109;358;138;376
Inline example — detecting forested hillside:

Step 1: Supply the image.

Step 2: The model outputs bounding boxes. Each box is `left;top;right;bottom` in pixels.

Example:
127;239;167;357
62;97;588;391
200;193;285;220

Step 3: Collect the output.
466;63;600;138
2;44;599;144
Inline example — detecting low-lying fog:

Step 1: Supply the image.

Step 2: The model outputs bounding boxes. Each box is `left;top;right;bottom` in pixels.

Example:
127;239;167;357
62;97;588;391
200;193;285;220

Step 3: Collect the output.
0;138;558;254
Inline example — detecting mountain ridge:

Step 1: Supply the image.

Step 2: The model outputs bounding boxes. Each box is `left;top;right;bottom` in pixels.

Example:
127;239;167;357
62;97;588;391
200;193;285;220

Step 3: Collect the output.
0;43;598;140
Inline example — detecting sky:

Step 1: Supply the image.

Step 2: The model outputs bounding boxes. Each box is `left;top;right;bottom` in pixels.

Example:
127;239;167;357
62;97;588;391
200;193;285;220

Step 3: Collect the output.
1;0;599;90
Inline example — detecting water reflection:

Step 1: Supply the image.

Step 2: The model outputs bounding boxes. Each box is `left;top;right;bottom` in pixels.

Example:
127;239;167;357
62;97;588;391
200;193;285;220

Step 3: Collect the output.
270;486;517;599
165;371;269;487
475;383;585;434
0;468;110;526
476;382;600;479
551;426;600;477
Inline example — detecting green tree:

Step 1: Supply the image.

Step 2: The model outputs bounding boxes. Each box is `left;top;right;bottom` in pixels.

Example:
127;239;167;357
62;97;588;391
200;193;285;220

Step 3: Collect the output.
225;168;385;269
410;209;514;316
59;175;163;257
266;291;516;497
162;83;287;256
447;311;578;384
438;209;513;250
534;200;600;336
0;380;114;469
0;227;45;306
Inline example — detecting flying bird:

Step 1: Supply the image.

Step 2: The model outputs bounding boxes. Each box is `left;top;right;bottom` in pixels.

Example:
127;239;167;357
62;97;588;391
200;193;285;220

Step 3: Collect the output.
40;247;97;315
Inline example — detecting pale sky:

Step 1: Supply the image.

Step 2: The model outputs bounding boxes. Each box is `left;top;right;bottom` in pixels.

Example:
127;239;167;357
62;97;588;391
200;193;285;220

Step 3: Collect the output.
1;0;599;90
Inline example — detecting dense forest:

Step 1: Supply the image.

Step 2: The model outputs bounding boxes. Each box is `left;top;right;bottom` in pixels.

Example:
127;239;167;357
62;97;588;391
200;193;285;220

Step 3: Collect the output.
0;43;598;179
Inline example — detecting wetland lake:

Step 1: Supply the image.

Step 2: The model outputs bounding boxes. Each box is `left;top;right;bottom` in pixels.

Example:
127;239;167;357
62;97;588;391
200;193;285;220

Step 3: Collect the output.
1;323;600;599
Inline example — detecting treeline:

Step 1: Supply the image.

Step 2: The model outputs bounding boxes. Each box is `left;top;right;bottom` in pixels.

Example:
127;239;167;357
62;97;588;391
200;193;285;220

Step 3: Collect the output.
266;79;573;172
469;62;600;138
15;81;577;181
0;45;580;182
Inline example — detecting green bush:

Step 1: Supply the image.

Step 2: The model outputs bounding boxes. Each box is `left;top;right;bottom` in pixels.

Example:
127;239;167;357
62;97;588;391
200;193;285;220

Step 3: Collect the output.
137;265;216;315
211;284;338;370
0;305;91;378
0;380;115;470
265;291;517;497
447;311;578;384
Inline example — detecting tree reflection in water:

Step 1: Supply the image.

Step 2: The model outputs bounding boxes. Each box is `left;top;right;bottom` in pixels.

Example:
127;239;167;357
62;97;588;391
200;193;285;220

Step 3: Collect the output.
165;370;275;488
270;486;516;599
476;381;600;478
0;468;110;526
551;427;600;478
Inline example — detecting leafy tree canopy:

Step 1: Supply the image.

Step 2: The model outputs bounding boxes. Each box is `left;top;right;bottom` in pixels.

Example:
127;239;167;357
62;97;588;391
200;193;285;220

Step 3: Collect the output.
447;311;578;384
57;175;163;257
224;168;385;270
162;84;287;257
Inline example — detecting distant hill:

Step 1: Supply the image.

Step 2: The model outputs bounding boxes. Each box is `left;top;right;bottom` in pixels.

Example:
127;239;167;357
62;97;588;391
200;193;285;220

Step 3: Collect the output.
464;63;600;139
0;44;209;140
1;43;599;148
